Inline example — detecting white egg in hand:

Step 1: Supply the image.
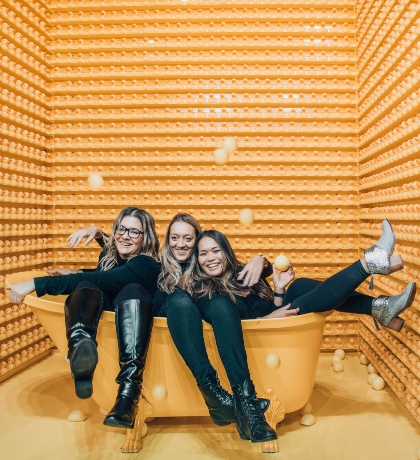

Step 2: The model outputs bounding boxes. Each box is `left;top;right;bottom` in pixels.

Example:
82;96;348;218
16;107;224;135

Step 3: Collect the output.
274;255;290;272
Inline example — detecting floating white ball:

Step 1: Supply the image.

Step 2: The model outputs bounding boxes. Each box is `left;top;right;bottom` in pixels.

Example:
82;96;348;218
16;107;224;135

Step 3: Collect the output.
152;384;167;400
265;353;280;369
368;373;378;385
300;402;312;416
331;355;342;366
372;376;385;391
274;255;290;272
87;173;104;190
359;354;370;365
214;147;229;165
67;409;87;422
222;137;238;154
332;362;344;373
334;349;345;360
367;363;377;374
238;208;254;225
300;414;315;426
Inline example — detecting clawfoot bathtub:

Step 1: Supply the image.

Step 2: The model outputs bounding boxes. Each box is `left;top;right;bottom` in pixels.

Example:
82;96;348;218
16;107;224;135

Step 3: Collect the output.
6;271;326;453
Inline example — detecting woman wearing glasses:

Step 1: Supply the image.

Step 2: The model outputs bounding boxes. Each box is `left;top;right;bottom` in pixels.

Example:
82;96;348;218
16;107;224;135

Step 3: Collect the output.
6;206;160;429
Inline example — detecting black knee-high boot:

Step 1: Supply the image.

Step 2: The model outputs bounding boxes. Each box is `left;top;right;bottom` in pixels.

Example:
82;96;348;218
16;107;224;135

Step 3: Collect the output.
103;298;153;428
65;287;103;399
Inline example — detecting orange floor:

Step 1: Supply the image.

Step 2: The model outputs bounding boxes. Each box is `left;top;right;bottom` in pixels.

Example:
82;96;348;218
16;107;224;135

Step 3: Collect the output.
1;352;419;460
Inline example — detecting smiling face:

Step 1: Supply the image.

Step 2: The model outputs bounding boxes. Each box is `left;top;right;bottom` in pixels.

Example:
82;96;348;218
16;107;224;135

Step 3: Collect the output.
197;236;227;278
114;215;144;259
169;221;197;263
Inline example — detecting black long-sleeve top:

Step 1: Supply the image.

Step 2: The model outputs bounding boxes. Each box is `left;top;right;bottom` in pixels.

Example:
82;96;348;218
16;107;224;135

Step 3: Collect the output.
34;249;160;305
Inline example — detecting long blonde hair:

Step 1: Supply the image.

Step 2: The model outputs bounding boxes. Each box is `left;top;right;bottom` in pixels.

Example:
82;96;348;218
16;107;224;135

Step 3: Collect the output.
158;213;201;294
100;207;160;271
185;230;274;303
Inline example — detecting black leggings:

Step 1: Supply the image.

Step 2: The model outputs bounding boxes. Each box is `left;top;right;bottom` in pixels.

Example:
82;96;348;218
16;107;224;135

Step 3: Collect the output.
164;290;251;387
163;260;374;388
75;281;153;311
285;260;373;316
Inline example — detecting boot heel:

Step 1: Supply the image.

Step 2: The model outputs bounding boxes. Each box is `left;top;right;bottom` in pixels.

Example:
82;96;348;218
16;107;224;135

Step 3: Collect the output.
386;316;405;332
389;254;403;273
237;427;250;440
75;378;94;399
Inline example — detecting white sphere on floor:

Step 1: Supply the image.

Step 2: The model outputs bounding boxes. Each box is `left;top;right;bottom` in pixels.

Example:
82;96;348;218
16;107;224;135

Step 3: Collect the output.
214;148;229;165
87;173;104;190
368;373;378;385
331;355;342;366
367;363;377;374
67;409;87;422
300;402;312;415
274;255;290;272
152;384;167;400
265;353;280;369
334;349;345;360
238;208;254;225
300;414;315;426
222;137;238;154
359;354;370;365
372;376;385;391
333;362;344;373
141;422;148;438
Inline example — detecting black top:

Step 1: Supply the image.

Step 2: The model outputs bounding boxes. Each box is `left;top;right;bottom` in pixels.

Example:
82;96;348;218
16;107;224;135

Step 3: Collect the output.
34;249;160;304
153;262;189;314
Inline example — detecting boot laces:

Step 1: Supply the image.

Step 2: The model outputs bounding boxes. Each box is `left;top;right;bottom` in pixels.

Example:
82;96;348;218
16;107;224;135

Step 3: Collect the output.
209;383;233;407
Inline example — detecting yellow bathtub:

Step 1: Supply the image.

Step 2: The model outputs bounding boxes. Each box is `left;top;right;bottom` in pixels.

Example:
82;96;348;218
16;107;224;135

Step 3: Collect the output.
6;271;326;453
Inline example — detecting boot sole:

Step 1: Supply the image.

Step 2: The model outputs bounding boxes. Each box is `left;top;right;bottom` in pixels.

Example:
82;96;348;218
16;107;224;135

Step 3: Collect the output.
387;282;417;332
103;416;134;429
238;433;278;443
70;338;98;399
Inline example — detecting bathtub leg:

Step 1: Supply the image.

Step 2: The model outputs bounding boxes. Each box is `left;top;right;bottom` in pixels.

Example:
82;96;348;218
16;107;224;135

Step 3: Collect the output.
260;388;285;454
121;395;154;453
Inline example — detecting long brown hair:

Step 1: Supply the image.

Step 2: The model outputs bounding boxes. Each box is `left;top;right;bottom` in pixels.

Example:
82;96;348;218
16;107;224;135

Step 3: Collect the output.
185;230;273;303
158;213;201;294
100;207;160;271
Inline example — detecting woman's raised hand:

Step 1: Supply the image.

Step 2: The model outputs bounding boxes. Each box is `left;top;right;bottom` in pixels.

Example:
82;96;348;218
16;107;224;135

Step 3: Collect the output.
237;255;265;286
272;263;295;291
67;226;101;247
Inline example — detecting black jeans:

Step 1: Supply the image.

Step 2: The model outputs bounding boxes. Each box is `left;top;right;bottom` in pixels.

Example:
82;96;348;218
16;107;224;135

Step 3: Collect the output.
284;260;373;315
75;281;153;311
163;290;251;387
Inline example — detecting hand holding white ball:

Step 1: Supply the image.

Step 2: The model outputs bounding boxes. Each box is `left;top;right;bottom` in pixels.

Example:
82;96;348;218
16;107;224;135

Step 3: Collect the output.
274;255;290;272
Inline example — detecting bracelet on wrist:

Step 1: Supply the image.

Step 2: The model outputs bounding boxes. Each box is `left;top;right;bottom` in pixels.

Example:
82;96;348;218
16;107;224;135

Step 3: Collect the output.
273;290;286;298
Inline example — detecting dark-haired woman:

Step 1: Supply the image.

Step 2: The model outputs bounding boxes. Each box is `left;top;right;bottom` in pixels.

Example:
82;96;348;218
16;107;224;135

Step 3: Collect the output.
177;221;416;442
7;207;160;429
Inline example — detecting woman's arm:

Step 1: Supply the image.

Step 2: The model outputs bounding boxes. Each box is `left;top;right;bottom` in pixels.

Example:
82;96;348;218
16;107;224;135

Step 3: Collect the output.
7;256;159;304
237;255;271;287
67;226;105;248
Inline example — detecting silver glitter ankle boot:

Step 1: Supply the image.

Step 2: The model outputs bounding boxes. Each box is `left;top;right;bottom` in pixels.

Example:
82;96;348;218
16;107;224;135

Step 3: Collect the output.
364;220;403;289
371;282;416;331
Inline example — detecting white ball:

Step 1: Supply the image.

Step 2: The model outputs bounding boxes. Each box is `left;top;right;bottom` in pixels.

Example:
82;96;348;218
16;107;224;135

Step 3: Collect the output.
152;384;167;400
222;137;238;154
332;362;344;373
141;422;148;438
300;414;316;426
367;363;377;374
368;373;378;385
372;376;385;391
87;173;104;190
359;354;370;365
265;353;280;369
274;255;290;272
214;147;229;165
67;409;87;422
300;402;312;416
334;349;345;360
331;355;342;366
238;208;254;225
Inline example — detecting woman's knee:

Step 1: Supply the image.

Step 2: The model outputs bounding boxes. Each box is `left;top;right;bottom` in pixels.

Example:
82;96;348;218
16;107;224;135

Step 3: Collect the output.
205;295;240;322
75;281;101;291
166;290;197;314
114;283;153;306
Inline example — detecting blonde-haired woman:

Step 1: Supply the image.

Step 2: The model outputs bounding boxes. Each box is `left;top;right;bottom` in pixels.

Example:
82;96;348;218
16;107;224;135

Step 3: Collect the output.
7;207;160;429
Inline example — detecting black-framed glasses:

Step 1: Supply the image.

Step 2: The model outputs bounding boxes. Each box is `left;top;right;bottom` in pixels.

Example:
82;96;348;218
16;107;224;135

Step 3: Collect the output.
115;225;144;239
